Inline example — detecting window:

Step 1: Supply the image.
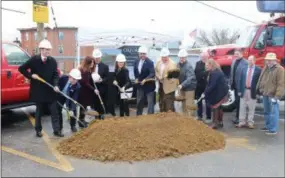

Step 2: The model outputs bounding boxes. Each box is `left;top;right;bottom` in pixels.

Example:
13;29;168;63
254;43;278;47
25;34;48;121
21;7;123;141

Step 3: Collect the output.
58;31;64;40
271;27;285;46
34;32;38;41
3;44;30;66
25;32;29;41
58;45;64;54
254;29;266;49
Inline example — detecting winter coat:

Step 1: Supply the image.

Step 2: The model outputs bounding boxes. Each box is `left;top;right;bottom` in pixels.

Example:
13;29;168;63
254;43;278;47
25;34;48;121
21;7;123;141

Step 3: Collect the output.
230;58;248;89
256;64;285;99
177;60;196;91
18;55;59;103
238;65;261;99
155;58;177;80
115;67;132;90
57;75;81;114
134;58;156;94
205;68;229;106
194;60;209;99
78;69;95;107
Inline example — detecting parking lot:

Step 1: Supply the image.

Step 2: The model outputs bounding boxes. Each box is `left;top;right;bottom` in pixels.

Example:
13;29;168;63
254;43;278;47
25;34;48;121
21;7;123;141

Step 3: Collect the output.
1;102;284;177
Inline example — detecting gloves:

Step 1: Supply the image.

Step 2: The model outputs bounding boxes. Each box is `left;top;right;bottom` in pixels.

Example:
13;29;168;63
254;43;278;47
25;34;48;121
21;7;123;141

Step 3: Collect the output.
178;85;182;90
201;93;205;99
120;86;125;93
271;98;279;104
94;89;99;95
141;79;146;85
69;111;74;117
238;92;241;97
113;80;118;86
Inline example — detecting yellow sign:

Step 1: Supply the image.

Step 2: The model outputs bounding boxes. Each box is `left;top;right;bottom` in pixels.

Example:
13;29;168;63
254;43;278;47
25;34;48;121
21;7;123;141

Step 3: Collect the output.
33;1;49;23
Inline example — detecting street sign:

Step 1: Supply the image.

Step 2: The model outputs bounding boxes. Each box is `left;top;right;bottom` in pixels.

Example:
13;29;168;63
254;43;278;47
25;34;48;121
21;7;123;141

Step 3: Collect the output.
33;0;48;23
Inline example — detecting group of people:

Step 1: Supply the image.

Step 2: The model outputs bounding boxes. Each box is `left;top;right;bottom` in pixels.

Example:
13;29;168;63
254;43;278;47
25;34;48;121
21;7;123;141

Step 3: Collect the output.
19;39;284;138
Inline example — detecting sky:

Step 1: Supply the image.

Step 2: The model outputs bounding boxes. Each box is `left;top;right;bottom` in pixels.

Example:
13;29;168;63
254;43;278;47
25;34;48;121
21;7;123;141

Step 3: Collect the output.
2;1;270;46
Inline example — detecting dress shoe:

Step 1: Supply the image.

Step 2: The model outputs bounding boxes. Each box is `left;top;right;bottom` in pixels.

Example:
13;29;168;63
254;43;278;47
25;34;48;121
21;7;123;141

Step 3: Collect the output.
53;131;64;137
36;132;43;137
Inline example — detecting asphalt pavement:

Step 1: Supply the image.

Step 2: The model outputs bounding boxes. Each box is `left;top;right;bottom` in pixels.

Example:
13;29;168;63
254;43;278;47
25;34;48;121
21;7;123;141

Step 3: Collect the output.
1;102;284;177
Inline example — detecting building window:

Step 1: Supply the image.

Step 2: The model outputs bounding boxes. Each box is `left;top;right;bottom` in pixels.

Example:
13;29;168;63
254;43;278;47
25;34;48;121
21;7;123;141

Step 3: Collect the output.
58;45;64;54
58;31;64;40
25;32;29;41
34;32;38;41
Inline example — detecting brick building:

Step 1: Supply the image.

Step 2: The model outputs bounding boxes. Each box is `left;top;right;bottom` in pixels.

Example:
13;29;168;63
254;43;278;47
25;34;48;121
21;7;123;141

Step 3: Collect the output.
18;26;95;73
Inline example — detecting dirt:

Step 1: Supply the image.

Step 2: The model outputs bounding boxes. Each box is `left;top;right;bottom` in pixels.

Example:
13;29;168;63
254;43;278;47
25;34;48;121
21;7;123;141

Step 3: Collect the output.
57;112;225;162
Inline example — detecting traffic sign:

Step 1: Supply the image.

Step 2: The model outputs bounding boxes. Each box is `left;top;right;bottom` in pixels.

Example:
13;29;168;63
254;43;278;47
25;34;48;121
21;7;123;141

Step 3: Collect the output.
33;0;49;23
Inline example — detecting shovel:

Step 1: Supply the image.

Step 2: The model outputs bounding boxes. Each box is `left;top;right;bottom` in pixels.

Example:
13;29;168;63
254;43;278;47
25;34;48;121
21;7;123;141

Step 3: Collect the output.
113;82;136;101
187;95;205;111
36;76;99;117
92;81;106;114
135;78;156;85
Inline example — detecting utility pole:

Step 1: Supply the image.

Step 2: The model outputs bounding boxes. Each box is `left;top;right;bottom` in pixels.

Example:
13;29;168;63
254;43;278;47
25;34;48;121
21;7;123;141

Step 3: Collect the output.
33;0;49;54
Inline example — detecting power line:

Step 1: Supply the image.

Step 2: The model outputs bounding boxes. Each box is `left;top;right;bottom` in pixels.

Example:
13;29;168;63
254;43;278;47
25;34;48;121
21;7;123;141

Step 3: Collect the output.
194;1;257;24
1;7;26;14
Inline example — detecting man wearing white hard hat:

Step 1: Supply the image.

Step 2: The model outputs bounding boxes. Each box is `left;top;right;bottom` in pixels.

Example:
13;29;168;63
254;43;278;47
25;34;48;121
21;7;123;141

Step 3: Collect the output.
134;45;156;115
19;39;63;137
57;68;82;133
91;48;109;120
155;47;179;112
113;54;132;117
256;52;285;135
177;48;197;117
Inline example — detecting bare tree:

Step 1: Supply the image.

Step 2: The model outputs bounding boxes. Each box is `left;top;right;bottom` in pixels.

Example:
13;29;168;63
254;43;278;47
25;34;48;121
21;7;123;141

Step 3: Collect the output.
196;28;240;46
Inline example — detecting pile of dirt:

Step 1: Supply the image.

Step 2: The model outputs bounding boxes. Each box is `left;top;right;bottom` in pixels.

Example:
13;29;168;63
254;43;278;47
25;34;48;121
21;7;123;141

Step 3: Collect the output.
57;112;225;162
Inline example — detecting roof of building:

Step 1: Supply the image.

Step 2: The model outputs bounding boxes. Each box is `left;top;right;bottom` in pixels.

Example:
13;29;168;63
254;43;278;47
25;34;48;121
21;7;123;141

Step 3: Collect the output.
17;26;78;31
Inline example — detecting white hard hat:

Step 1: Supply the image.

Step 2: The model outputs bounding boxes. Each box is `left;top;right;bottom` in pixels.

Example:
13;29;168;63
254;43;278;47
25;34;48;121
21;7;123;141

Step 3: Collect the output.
38;39;52;49
138;46;148;54
92;49;102;58
178;49;188;58
116;54;126;62
69;68;82;80
91;72;101;81
160;47;170;57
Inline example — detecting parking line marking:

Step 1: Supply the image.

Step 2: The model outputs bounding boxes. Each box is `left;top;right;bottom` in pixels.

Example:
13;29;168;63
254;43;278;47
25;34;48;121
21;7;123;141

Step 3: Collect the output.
21;108;74;172
1;146;70;172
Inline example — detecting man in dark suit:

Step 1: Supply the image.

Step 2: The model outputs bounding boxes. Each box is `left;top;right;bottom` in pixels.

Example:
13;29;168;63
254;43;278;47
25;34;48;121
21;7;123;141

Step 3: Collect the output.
236;55;261;129
92;49;109;120
134;46;156;115
18;39;63;137
57;68;81;133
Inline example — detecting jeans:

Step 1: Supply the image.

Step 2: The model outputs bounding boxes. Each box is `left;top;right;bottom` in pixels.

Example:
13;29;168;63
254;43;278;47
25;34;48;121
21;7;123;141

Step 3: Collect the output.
263;96;279;132
197;99;212;119
234;89;240;119
136;88;155;115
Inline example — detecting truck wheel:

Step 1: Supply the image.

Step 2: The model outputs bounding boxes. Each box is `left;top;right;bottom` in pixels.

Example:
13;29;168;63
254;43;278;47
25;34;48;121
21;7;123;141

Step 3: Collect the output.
222;89;236;112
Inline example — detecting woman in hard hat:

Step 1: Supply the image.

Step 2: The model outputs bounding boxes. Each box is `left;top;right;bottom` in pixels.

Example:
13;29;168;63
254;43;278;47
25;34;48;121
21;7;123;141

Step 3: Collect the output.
155;48;179;112
177;48;197;117
78;56;95;128
113;54;132;117
57;68;82;133
203;59;229;129
18;39;63;138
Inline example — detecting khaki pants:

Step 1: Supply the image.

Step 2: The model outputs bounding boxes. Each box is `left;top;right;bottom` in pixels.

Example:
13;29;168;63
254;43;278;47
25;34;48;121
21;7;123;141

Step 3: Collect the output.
159;83;175;112
239;89;257;125
180;90;195;117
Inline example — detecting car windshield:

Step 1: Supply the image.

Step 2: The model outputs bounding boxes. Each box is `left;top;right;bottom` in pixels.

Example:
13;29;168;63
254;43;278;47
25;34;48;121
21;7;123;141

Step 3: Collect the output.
235;26;259;47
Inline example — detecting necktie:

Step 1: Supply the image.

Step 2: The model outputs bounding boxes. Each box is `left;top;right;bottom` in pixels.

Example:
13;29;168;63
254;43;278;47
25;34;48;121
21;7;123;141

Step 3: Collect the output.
43;57;46;64
246;67;253;88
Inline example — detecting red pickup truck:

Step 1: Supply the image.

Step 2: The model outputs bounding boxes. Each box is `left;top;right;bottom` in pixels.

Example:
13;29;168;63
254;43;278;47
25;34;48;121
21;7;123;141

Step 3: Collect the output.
1;42;61;111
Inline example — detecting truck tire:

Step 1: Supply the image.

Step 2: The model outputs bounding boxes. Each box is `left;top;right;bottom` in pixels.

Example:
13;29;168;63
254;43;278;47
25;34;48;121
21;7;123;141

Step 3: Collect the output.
222;89;236;112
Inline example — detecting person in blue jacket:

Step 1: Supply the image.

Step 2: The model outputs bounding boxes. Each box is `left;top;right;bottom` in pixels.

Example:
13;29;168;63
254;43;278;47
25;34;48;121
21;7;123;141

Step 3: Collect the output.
204;59;229;129
57;68;81;133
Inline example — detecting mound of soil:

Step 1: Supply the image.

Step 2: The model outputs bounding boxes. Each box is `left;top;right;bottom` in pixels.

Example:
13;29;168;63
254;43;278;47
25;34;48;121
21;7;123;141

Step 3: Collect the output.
57;112;225;162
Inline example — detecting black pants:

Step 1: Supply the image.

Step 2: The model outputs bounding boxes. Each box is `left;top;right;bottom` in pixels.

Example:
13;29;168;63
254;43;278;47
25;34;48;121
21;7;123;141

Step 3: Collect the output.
56;102;76;130
234;88;240;119
79;105;88;122
35;101;60;133
119;99;129;117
